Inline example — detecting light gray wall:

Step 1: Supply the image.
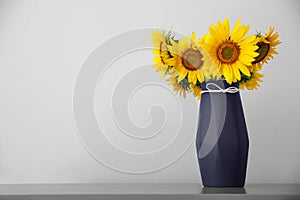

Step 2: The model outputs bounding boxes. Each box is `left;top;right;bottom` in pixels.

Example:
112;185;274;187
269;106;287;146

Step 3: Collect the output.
0;0;299;184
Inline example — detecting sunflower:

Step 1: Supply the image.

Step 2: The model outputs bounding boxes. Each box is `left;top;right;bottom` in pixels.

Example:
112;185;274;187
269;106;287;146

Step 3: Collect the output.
167;75;191;98
151;30;173;79
251;27;281;71
239;70;264;90
167;33;211;84
204;18;259;84
199;34;222;80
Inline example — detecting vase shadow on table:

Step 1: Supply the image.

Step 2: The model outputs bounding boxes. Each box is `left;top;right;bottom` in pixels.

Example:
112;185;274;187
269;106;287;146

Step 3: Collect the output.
201;187;247;194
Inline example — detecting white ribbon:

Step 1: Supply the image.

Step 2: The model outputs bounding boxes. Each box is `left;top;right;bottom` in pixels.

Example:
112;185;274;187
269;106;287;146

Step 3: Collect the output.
201;83;239;94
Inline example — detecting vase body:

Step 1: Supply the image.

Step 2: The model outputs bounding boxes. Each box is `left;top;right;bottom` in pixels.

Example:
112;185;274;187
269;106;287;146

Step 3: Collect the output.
196;80;249;187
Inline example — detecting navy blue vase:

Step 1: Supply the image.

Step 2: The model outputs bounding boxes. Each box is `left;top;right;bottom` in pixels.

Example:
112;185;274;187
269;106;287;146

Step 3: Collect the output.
196;80;249;187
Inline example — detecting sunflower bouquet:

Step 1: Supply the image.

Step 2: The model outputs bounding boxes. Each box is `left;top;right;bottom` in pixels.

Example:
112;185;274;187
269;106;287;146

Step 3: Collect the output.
151;18;280;99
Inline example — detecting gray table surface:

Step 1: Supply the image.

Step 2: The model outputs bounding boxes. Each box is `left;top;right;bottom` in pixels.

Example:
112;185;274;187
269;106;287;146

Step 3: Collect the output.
0;183;299;200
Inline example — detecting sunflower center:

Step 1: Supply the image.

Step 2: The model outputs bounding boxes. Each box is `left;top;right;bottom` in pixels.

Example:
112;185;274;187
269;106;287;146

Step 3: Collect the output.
182;49;203;70
252;42;270;64
217;41;240;63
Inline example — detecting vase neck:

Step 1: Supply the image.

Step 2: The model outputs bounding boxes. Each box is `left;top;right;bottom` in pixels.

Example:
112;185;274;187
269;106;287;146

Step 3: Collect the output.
200;80;239;90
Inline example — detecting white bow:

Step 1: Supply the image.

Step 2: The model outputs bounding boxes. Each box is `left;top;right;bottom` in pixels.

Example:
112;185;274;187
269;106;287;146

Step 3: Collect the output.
201;82;239;94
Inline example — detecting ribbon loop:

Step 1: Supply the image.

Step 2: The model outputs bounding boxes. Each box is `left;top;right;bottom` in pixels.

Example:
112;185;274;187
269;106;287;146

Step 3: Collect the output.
201;83;239;94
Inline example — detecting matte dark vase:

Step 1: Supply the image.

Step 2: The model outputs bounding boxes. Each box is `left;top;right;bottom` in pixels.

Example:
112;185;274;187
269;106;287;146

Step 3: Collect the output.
196;80;249;187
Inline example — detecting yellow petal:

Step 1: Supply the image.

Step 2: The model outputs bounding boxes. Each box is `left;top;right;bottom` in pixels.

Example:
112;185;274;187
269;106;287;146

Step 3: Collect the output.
197;71;204;83
231;19;242;41
209;25;222;43
237;61;250;76
191;32;196;42
188;71;196;84
239;54;255;66
223;18;230;37
223;65;233;84
232;64;241;80
174;65;188;78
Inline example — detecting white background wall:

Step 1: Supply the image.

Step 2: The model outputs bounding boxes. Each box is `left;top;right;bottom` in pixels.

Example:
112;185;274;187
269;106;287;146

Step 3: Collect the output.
0;0;299;184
